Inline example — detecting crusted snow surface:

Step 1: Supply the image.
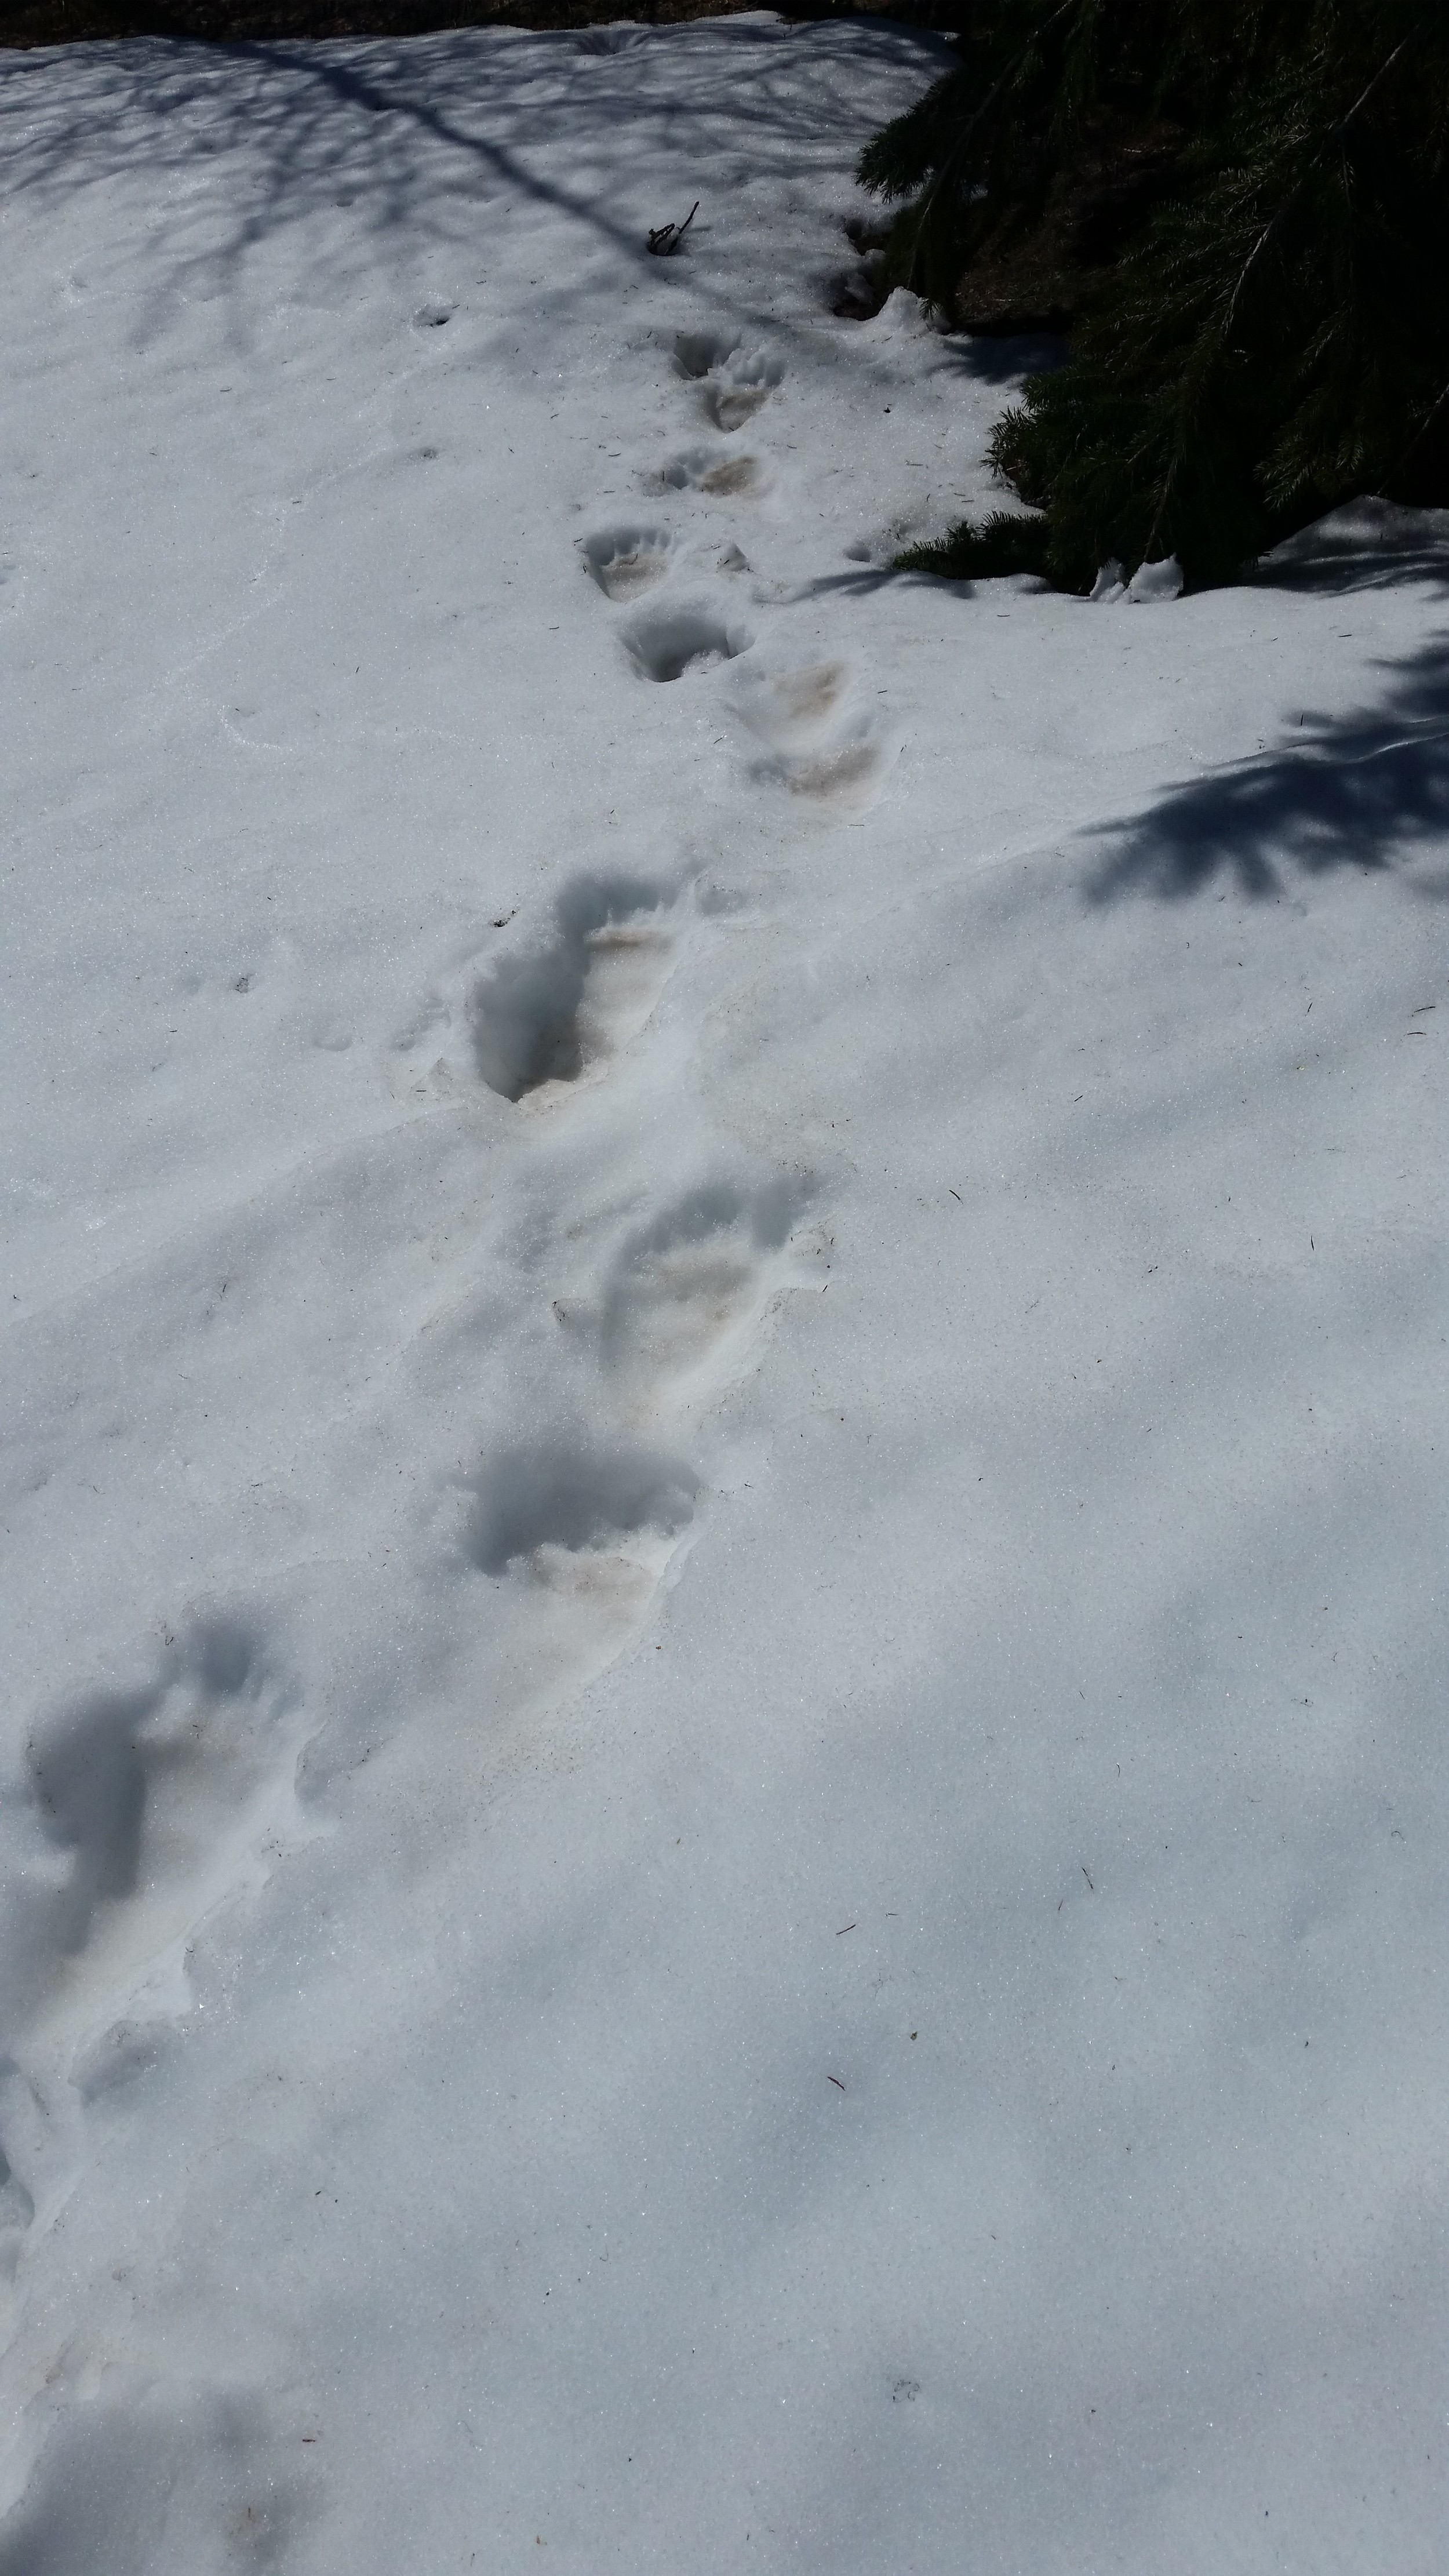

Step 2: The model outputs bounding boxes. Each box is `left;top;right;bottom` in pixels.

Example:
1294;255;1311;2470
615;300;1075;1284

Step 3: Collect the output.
2;16;1447;2573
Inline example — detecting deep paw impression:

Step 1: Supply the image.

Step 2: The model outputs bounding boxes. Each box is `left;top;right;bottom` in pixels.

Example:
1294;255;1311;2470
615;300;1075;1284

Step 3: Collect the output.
580;522;678;601
7;1618;309;2068
465;1437;698;1630
622;599;753;683
673;330;785;432
0;1618;310;2242
470;874;676;1103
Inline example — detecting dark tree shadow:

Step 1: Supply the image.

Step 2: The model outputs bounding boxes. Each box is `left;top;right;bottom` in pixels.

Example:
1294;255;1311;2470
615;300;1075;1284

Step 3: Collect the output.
1088;628;1449;903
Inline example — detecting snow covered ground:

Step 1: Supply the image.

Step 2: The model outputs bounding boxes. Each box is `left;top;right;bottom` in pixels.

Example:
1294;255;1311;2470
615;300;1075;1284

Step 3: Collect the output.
2;16;1447;2570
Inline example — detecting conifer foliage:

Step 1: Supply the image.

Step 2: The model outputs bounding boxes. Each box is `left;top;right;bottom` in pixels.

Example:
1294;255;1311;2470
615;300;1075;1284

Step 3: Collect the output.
861;3;1449;590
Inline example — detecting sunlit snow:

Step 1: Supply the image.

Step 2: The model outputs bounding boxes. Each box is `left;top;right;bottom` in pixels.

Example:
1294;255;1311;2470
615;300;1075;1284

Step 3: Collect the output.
2;17;1447;2571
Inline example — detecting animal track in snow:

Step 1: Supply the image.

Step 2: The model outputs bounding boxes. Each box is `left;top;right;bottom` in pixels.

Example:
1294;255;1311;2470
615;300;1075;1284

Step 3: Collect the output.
731;657;854;751
457;1435;701;1694
581;523;678;600
623;599;753;683
704;366;784;434
660;445;772;499
672;328;740;380
469;874;676;1103
467;1438;697;1587
729;656;897;813
777;716;897;813
672;331;785;432
0;1619;308;2235
14;1621;305;2045
599;1178;813;1412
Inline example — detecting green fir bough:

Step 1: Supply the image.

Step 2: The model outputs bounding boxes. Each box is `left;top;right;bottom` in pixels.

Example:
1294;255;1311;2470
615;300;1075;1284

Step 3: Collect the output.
862;3;1449;590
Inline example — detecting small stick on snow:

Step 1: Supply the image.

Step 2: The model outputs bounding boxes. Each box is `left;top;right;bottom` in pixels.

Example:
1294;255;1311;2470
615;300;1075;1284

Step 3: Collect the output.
647;202;699;256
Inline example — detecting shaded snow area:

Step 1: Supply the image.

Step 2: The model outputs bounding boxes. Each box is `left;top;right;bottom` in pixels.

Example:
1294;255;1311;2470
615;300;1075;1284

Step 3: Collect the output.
3;16;1449;2570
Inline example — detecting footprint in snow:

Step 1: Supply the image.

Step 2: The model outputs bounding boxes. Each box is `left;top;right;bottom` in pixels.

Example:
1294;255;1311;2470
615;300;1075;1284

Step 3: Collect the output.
622;598;753;683
461;1436;698;1654
672;329;785;432
467;1437;698;1580
581;522;679;601
702;363;784;435
778;721;897;813
458;1435;701;1690
0;1617;309;2232
730;657;898;814
598;1177;814;1414
671;327;741;380
660;445;773;499
730;657;854;751
469;873;677;1104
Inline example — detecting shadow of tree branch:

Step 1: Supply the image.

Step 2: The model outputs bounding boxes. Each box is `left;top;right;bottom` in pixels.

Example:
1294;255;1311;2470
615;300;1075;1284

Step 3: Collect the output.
1088;629;1449;904
0;19;944;366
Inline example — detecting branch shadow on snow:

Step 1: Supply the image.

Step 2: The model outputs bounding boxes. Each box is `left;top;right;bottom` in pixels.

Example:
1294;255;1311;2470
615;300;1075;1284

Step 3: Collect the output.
0;18;941;355
1087;631;1449;904
937;326;1069;387
785;565;907;602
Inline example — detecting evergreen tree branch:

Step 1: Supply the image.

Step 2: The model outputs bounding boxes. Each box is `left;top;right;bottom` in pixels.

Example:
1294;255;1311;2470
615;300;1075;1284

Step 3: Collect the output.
864;3;1449;590
1220;21;1426;349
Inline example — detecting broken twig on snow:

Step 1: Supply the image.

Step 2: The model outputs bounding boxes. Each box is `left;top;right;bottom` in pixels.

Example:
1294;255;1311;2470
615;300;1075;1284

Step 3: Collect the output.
647;202;699;256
